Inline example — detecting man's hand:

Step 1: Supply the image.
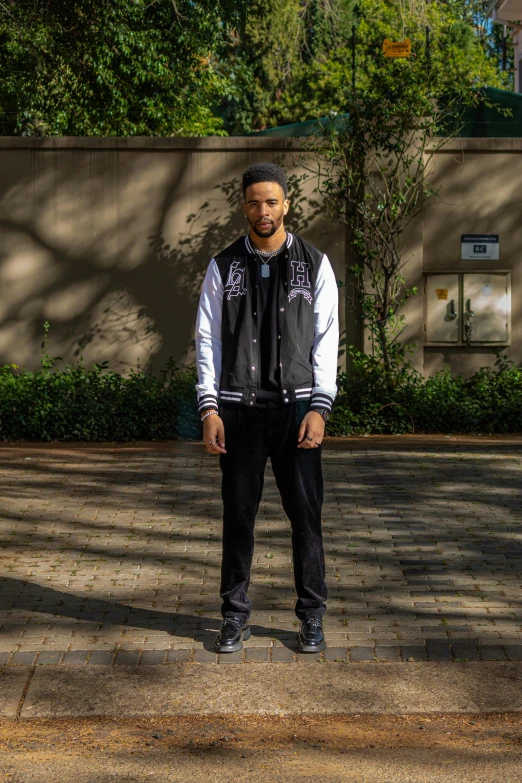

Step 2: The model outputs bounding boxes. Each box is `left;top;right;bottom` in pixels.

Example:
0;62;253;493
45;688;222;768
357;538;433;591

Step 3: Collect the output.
203;414;226;455
297;411;325;449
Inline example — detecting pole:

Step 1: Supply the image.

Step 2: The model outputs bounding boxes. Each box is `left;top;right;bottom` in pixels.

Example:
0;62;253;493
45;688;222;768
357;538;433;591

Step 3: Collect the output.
351;24;356;94
425;25;431;72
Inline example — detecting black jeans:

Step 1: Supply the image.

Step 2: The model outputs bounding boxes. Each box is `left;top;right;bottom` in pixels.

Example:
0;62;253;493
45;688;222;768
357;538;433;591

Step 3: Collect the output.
218;401;327;622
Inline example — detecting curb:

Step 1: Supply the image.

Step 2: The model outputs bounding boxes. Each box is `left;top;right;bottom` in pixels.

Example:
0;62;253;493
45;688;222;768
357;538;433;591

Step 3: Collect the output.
1;662;521;719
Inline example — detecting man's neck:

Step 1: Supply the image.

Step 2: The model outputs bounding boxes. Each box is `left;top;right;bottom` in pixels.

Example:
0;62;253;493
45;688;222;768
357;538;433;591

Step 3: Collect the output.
249;225;287;253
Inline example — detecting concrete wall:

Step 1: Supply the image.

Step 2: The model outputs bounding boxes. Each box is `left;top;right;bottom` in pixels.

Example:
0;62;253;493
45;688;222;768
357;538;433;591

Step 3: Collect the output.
0;137;346;374
421;138;522;377
0;136;521;379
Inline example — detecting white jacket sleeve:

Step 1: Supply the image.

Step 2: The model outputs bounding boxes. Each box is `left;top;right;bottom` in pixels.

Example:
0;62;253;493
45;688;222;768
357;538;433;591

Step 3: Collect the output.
311;254;339;411
195;259;223;413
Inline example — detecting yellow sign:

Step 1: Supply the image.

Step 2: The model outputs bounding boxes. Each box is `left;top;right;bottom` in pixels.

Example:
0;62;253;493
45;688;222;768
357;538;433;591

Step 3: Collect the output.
383;38;411;58
436;288;449;301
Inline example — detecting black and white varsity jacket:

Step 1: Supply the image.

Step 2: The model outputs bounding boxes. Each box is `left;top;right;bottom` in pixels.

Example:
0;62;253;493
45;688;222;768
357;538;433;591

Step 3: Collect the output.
195;232;339;413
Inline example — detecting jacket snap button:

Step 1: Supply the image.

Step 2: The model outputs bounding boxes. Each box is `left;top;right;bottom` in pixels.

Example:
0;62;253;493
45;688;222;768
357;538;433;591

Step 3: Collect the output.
283;390;287;394
280;307;284;312
252;366;256;371
250;401;254;406
284;398;289;402
277;335;281;340
253;339;256;343
251;393;255;397
279;363;282;368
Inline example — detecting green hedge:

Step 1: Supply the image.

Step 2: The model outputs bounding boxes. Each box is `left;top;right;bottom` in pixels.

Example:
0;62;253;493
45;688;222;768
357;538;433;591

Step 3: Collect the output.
328;348;522;436
1;345;521;441
0;359;201;442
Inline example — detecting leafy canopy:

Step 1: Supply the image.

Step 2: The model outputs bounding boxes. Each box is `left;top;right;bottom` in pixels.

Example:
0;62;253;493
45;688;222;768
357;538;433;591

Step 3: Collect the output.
0;0;245;136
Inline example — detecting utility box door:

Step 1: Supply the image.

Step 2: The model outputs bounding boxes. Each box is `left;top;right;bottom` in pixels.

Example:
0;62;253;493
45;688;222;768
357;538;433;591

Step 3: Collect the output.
426;274;460;342
463;273;510;343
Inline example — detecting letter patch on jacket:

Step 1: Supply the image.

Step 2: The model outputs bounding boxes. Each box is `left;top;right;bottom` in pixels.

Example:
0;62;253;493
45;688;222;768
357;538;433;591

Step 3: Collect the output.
289;260;312;304
224;260;247;300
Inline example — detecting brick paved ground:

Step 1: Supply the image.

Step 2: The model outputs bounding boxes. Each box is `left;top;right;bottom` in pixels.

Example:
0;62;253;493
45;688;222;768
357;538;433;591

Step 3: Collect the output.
1;443;521;664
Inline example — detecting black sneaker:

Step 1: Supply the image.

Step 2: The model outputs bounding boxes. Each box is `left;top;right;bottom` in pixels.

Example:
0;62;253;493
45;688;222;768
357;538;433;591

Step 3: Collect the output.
296;616;326;653
214;616;251;653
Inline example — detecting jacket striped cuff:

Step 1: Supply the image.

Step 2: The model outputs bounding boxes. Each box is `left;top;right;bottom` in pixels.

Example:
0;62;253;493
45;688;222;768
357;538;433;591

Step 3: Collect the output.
197;393;219;413
310;392;335;412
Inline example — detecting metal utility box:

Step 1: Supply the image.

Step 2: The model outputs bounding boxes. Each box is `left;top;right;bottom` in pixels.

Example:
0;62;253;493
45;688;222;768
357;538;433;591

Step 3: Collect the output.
425;272;511;346
425;274;460;343
462;273;510;343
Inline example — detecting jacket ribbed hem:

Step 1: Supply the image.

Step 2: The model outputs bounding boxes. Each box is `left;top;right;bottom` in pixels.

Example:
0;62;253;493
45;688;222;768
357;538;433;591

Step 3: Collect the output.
197;393;219;413
310;392;335;411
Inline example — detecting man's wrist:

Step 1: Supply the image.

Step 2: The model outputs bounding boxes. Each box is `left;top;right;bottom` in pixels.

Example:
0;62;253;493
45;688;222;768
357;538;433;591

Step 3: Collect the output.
200;407;218;421
309;406;330;422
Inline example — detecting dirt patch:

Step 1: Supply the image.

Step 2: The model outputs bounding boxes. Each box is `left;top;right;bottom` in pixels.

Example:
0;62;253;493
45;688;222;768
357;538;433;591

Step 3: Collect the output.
1;713;522;753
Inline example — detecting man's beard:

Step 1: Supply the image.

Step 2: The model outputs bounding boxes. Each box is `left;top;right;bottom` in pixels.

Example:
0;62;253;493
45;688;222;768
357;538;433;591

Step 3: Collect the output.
250;214;283;238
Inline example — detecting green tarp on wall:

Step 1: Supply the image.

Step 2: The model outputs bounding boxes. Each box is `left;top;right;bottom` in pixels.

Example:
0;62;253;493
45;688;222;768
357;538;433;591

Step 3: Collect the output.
246;87;522;138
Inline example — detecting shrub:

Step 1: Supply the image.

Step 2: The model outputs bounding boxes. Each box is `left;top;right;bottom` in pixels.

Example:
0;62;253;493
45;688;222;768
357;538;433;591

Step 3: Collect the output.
0;330;200;441
328;347;522;435
0;329;520;441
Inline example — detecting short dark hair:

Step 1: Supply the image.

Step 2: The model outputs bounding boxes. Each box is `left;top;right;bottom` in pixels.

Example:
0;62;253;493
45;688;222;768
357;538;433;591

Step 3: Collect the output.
242;162;288;200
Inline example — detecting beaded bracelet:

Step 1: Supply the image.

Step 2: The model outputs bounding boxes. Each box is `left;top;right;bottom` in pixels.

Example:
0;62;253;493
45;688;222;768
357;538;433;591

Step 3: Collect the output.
200;409;218;422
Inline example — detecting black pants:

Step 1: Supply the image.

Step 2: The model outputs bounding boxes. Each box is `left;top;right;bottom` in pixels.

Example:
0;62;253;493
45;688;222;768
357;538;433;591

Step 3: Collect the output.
218;401;328;622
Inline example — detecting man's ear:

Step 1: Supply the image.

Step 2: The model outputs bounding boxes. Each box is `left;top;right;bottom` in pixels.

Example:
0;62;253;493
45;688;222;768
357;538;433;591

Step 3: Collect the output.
283;199;290;215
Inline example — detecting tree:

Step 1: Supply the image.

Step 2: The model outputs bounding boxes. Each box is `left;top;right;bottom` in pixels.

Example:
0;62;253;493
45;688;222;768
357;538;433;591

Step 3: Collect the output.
218;0;511;133
301;0;507;379
218;0;358;134
0;0;245;136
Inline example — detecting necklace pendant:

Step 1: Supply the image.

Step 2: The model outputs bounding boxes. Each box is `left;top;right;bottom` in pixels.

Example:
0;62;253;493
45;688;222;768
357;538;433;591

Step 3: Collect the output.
261;263;270;278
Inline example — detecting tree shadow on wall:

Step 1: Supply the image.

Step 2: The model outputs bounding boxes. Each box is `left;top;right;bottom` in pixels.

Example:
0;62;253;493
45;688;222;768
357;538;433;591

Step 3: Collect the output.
0;159;322;375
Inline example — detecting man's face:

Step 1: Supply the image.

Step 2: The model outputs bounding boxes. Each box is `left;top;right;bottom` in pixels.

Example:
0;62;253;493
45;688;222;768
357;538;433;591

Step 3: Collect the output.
243;181;289;238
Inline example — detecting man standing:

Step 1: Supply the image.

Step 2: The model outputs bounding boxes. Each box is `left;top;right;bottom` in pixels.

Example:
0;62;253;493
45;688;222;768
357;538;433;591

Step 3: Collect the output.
195;162;339;654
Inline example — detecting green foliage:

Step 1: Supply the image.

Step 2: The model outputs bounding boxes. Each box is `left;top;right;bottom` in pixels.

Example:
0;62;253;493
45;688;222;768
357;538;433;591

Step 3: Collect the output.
0;327;520;441
0;0;245;136
0;326;200;441
218;0;510;133
327;347;522;435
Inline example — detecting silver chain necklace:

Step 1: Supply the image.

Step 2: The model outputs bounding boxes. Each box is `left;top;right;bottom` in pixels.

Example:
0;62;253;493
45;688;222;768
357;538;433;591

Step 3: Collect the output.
255;235;287;278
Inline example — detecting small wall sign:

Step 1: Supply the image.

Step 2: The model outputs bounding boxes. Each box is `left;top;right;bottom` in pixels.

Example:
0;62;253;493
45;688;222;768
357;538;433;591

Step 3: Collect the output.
382;38;411;57
461;234;499;260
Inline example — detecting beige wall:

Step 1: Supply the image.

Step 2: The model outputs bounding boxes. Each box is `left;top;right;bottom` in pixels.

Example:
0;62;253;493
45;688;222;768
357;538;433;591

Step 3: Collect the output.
0;137;346;374
421;138;522;377
0;136;521;380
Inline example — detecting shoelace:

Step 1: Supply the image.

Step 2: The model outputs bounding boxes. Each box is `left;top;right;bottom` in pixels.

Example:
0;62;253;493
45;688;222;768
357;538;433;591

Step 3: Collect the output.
305;617;322;627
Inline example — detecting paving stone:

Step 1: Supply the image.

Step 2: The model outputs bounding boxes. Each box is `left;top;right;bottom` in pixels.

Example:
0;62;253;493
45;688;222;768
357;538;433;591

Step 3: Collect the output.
36;651;64;665
401;646;427;661
2;447;522;663
478;646;506;661
167;649;191;664
271;647;295;662
114;650;140;666
193;649;216;664
426;644;452;662
503;645;522;661
324;647;348;662
87;650;114;665
218;651;244;664
452;644;479;661
245;647;269;662
139;650;167;665
349;647;374;662
0;653;11;665
10;651;37;666
374;646;400;661
62;651;89;665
